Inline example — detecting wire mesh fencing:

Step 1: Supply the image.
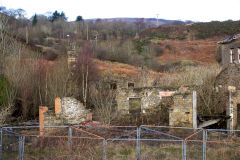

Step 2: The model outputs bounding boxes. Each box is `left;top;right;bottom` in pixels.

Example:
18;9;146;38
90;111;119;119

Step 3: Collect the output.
0;125;240;160
206;129;240;160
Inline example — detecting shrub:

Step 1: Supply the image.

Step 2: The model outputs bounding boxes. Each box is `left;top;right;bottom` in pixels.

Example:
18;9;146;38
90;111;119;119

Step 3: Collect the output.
152;45;163;57
0;76;9;106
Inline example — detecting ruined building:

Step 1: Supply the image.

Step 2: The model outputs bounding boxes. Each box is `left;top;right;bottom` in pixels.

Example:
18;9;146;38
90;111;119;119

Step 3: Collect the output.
217;34;240;68
215;34;240;130
39;97;92;134
109;76;198;128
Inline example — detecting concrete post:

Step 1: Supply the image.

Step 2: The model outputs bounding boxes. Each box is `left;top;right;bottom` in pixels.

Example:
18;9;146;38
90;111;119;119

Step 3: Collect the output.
193;91;197;129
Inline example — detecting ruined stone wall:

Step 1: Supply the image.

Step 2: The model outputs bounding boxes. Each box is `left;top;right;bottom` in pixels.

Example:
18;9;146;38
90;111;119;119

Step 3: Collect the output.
228;91;240;130
59;97;91;124
215;64;240;91
116;87;176;113
219;40;240;68
169;92;193;127
39;97;91;128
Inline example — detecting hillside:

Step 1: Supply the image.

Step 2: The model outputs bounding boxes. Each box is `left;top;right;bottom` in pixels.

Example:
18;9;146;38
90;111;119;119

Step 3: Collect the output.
85;18;193;26
138;20;240;66
141;20;240;40
94;59;165;78
153;38;221;65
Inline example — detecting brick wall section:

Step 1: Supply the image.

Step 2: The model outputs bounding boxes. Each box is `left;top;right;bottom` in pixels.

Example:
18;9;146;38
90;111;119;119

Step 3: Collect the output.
55;97;61;115
169;92;193;127
39;106;48;135
159;91;176;99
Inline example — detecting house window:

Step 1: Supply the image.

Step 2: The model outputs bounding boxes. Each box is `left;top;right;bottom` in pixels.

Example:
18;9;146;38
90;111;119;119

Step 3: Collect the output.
230;48;234;63
128;82;134;88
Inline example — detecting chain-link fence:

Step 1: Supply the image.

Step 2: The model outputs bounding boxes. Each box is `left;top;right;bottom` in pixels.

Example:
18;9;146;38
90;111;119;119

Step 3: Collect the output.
0;125;240;160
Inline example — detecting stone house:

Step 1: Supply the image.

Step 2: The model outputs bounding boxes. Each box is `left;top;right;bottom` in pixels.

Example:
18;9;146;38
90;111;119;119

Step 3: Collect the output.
215;34;240;130
217;34;240;68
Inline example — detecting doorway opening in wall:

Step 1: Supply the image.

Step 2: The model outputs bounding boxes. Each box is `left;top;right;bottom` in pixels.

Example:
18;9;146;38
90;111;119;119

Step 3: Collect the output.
129;98;141;114
128;82;134;88
110;83;117;90
237;104;240;129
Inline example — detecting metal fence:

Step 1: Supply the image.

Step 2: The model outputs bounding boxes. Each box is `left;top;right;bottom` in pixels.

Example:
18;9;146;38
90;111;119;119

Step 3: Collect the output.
0;125;240;160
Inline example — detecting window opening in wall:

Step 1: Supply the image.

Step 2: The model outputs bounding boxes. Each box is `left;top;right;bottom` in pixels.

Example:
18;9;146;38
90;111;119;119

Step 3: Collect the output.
110;83;117;90
237;104;240;129
230;48;234;63
129;98;141;114
128;82;134;88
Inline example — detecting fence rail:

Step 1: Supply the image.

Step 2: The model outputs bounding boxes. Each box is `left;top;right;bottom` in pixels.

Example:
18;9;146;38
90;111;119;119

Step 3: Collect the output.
1;125;240;160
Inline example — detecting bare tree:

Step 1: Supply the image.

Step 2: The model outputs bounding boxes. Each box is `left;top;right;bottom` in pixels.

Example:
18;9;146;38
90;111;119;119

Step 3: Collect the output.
0;13;10;57
89;80;117;125
196;76;226;115
74;43;99;106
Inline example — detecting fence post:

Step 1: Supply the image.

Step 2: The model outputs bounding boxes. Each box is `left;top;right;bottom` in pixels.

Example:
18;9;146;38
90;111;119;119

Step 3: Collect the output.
203;130;207;160
0;128;2;160
21;137;25;160
103;140;107;160
18;136;21;160
18;136;25;160
68;127;72;148
183;141;187;160
136;127;141;160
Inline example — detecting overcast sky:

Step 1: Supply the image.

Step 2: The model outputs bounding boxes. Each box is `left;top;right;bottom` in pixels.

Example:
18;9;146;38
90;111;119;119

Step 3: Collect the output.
1;0;240;22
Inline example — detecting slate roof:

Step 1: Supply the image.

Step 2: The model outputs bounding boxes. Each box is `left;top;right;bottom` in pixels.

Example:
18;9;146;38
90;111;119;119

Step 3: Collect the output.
218;34;240;44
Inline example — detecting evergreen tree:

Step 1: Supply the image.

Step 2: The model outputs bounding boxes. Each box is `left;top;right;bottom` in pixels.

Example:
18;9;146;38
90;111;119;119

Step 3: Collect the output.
49;10;67;22
76;16;83;22
32;14;38;26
